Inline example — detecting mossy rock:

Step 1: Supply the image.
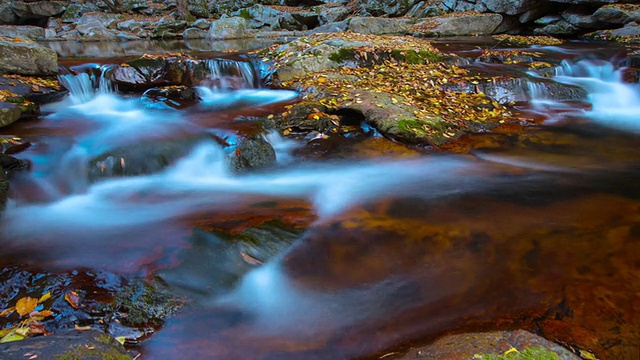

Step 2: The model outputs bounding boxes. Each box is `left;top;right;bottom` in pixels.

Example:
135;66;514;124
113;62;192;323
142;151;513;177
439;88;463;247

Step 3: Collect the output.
110;279;183;327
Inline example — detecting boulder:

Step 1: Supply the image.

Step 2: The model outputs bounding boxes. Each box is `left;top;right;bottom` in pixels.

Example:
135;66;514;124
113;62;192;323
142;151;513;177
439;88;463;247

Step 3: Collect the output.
317;6;350;25
483;0;538;16
109;55;211;90
0;39;57;76
88;135;213;181
232;4;302;31
362;0;420;17
191;18;211;29
0;2;18;25
0;330;132;360
534;19;581;36
188;0;209;18
0;102;21;127
414;13;503;36
0;152;29;171
183;27;208;38
208;16;249;40
0;25;44;40
562;5;605;29
231;136;277;172
593;4;640;26
396;329;580;360
10;0;69;23
314;17;409;35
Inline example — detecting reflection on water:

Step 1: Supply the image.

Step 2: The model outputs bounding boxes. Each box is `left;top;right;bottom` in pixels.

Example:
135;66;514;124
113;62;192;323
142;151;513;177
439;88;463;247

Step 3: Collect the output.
1;42;640;359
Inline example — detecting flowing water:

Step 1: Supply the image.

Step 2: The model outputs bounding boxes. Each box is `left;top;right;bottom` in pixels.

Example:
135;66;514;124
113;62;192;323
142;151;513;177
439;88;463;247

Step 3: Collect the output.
1;40;640;359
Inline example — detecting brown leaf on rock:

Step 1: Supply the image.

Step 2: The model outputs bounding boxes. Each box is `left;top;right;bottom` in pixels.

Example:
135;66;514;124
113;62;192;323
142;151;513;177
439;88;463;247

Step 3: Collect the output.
65;291;80;309
0;307;15;317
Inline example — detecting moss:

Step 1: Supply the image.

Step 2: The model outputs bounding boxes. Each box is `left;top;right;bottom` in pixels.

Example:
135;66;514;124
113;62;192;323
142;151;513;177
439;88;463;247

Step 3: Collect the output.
111;279;182;327
238;9;251;20
390;49;443;64
60;4;81;22
479;347;562;360
55;345;131;360
329;48;357;63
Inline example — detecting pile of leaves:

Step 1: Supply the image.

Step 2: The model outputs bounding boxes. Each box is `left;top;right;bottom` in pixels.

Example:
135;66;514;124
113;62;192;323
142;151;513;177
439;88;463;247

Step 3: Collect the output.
3;75;61;92
0;293;54;343
492;35;563;47
282;60;517;132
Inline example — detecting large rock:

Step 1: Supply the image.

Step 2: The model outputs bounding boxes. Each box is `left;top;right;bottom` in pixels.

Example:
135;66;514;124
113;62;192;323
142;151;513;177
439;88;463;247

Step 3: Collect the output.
0;39;57;76
314;17;409;35
109;55;211;90
593;4;640;26
88;135;213;181
362;0;420;17
397;329;580;360
208;16;249;40
233;4;302;31
10;0;69;24
414;13;503;36
0;2;18;25
231;136;277;172
0;330;132;359
483;0;538;16
0;25;44;40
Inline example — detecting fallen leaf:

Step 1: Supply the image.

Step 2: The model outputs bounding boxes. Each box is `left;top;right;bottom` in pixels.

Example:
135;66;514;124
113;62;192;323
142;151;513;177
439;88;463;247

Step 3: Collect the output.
0;306;15;317
28;322;47;335
37;293;51;304
0;332;24;343
16;297;38;317
65;291;80;309
74;325;91;331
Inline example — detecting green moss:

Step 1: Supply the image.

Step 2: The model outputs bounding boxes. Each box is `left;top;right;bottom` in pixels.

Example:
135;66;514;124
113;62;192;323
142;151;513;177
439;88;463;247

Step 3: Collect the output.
390;49;443;64
238;9;251;20
479;347;562;360
55;345;131;360
111;279;182;327
329;48;357;63
60;4;81;22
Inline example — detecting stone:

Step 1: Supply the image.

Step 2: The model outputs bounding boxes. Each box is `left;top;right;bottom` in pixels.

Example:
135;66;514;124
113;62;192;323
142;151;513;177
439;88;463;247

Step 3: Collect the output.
0;102;21;128
318;6;350;25
395;329;580;360
415;13;503;36
362;0;419;17
593;4;640;26
89;135;213;181
233;4;302;31
0;2;18;25
208;17;249;40
191;18;211;29
188;0;209;18
0;25;44;40
183;27;208;39
0;39;57;76
231;136;277;172
535;19;581;36
0;330;132;359
10;0;69;21
347;17;409;35
562;5;604;29
117;19;144;32
483;0;538;15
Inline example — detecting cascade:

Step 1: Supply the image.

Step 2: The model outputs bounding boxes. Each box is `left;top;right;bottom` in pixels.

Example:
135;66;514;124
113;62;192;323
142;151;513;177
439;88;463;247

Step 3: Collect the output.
205;58;257;90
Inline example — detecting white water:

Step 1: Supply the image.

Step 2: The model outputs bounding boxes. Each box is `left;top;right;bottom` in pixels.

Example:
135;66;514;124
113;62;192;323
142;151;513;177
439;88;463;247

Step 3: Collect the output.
544;59;640;133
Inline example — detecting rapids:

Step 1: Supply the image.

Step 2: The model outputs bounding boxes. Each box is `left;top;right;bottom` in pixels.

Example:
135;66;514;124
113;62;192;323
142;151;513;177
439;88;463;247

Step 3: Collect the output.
1;40;640;359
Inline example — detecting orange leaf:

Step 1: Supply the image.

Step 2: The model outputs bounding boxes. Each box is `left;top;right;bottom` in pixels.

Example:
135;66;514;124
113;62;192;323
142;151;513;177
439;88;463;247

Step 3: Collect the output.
28;322;47;335
30;310;53;318
65;291;80;309
16;297;38;317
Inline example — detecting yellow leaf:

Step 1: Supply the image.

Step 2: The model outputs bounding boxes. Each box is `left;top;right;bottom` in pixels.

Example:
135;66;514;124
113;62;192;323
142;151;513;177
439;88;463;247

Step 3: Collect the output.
16;297;37;317
391;98;398;104
0;332;24;343
0;307;15;317
579;350;599;360
37;292;51;304
504;348;519;356
116;336;126;345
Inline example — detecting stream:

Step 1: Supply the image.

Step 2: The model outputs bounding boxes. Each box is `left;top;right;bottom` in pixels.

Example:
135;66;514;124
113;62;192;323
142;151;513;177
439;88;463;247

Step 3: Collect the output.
1;38;640;359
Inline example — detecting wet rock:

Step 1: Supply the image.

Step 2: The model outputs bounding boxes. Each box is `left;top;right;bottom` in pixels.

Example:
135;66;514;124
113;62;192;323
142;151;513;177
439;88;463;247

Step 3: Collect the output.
0;39;57;76
413;13;503;36
110;55;211;90
0;330;132;360
191;18;211;29
141;86;198;110
0;152;29;172
208;16;249;40
397;329;580;359
562;5;604;29
272;101;335;134
233;4;302;31
231;135;277;172
0;25;44;40
88;135;213;181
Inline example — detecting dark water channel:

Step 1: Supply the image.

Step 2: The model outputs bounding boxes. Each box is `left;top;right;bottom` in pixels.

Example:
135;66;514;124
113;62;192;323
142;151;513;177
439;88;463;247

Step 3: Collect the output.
1;38;640;359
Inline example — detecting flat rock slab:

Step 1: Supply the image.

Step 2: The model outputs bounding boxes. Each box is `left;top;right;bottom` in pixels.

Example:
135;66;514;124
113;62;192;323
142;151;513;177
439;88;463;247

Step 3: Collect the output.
0;330;132;360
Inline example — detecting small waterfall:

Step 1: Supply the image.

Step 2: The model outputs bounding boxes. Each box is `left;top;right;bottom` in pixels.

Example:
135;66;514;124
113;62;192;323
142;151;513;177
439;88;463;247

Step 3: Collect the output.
550;59;640;133
58;64;116;104
58;73;95;104
205;58;257;91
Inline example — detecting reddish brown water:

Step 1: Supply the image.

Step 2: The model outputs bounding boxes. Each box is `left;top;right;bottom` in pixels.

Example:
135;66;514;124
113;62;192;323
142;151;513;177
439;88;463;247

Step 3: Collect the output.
1;39;640;359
